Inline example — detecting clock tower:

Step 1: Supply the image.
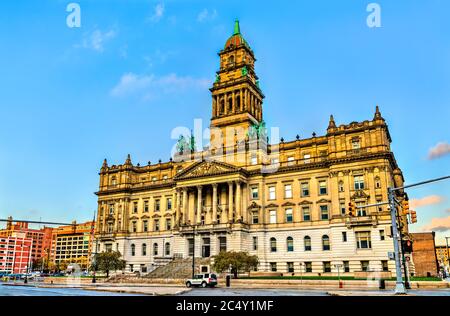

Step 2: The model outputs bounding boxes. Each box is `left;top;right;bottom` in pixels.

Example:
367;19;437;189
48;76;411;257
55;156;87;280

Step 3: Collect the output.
210;20;265;148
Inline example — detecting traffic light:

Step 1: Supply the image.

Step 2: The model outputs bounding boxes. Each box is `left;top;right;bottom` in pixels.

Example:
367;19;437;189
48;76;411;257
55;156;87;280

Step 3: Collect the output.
410;210;417;223
348;201;356;216
402;239;413;253
401;200;410;215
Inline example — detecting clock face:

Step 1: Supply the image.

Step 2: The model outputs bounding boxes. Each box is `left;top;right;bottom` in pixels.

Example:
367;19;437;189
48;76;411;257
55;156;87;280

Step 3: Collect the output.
241;66;248;77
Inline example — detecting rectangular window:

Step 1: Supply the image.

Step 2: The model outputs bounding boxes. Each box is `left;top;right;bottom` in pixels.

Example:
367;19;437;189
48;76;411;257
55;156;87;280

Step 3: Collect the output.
287;262;294;273
303;153;311;164
166;219;172;231
155;199;160;212
252;212;259;224
323;261;331;273
285;208;293;223
305;262;312;273
354;175;365;190
144;201;149;213
357;202;367;216
287;156;295;166
154;219;160;231
302;206;311;221
319;180;327;195
143;220;148;232
356;231;372;249
251;187;259;199
379;230;385;241
219;237;227;252
284;184;292;198
253;237;258;251
251;155;258;165
320;205;329;220
131;221;137;233
361;261;370;272
301;182;309;197
269;210;277;224
340;202;346;215
188;239;194;256
167;198;172;210
342;231;347;242
343;261;350;273
381;260;389;272
268;186;276;200
270;262;277;272
352;139;361;150
133;202;138;213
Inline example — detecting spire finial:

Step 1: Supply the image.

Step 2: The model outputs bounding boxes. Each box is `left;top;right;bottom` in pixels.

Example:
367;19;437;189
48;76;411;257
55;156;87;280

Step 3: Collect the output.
233;19;240;35
328;114;336;129
374;105;383;120
125;154;132;165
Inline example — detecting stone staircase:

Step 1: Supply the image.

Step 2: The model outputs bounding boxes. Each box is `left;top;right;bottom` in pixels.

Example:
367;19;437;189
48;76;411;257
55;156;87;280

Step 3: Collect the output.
145;257;211;279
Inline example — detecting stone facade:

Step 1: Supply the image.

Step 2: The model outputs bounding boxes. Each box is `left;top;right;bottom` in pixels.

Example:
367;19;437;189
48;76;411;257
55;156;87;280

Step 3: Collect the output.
94;21;412;276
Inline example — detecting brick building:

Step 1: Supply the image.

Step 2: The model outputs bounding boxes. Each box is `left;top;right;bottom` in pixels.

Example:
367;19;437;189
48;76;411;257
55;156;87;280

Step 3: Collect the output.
411;232;439;277
0;232;33;274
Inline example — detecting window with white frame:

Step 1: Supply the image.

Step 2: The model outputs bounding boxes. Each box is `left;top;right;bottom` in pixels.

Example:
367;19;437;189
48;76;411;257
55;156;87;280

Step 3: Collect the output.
354;175;365;190
251;186;259;199
269;210;277;224
268;186;276;200
287;156;295;166
284;184;292;199
319;180;327;195
302;206;311;221
301;182;309;197
352;138;361;149
338;181;344;192
285;208;293;223
252;212;259;224
251;155;258;165
356;202;367;216
320;205;329;220
340;202;346;215
356;231;372;249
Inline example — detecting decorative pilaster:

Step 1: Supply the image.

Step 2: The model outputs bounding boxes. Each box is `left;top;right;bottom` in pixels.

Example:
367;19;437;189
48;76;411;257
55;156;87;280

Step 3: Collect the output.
212;184;218;224
228;182;234;223
236;181;242;222
197;186;203;225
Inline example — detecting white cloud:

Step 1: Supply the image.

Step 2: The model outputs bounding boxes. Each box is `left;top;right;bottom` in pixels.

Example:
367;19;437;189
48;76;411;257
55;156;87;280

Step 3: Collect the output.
422;216;450;233
410;195;445;209
197;9;217;22
149;3;165;23
110;72;210;100
76;29;116;52
428;141;450;160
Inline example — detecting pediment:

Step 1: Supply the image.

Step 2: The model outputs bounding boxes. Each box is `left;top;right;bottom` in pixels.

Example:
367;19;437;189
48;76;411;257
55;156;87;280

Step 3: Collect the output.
351;190;370;200
266;203;279;208
317;198;332;204
298;200;313;205
247;201;261;210
282;201;296;207
174;160;243;180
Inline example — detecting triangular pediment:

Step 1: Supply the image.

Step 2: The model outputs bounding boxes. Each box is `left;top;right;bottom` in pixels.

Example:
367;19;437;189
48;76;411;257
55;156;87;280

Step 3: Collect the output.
174;160;243;180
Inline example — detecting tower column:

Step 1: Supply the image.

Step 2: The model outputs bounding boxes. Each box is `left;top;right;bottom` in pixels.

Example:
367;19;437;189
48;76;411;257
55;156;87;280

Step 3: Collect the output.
197;186;203;225
182;188;188;225
228;182;234;223
240;89;243;112
212;184;218;224
232;91;235;113
236;181;242;222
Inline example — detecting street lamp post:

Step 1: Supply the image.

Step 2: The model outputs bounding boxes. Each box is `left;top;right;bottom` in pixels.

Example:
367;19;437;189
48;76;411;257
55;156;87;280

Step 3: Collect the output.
334;264;343;288
92;237;99;284
192;224;196;279
299;262;304;285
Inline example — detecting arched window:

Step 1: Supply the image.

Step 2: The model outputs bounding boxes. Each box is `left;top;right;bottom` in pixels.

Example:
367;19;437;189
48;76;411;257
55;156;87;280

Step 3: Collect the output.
131;244;135;256
287;237;294;252
375;176;381;189
304;236;311;251
165;242;170;256
228;55;235;64
236;95;241;111
270;237;277;252
153;243;158;256
322;235;330;251
338;181;344;192
111;176;117;186
142;243;147;256
228;97;233;112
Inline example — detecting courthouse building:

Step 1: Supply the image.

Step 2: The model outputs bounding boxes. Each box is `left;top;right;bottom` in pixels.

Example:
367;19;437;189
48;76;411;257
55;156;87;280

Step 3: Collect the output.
95;21;412;275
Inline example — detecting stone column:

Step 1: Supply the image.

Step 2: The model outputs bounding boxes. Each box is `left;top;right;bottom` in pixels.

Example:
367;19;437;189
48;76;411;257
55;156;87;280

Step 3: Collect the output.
189;191;195;225
228;182;234;223
232;91;235;113
212;184;218;224
240;89;243;112
236;181;242;222
242;184;248;223
175;189;181;226
197;186;203;225
182;188;188;225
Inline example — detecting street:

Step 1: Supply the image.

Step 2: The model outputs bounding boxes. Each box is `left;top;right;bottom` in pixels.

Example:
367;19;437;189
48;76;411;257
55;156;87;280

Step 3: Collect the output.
0;285;140;296
180;287;450;296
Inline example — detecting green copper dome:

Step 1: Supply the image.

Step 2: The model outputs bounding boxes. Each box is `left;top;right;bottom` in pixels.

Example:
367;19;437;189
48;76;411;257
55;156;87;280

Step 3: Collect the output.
224;20;250;50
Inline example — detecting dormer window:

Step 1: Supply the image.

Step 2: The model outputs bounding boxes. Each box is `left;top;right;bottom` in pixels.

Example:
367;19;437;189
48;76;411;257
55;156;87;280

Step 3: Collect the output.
352;138;361;150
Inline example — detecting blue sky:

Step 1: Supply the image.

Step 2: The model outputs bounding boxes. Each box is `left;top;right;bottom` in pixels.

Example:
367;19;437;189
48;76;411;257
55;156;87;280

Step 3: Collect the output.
0;0;449;244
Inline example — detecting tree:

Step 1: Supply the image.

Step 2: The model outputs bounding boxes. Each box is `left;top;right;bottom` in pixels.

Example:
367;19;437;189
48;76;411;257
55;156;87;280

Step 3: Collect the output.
212;251;259;278
91;251;126;277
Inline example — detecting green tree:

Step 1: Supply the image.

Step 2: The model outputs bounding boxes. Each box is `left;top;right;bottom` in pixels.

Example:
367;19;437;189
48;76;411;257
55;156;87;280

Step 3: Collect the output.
212;251;258;278
91;251;126;277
